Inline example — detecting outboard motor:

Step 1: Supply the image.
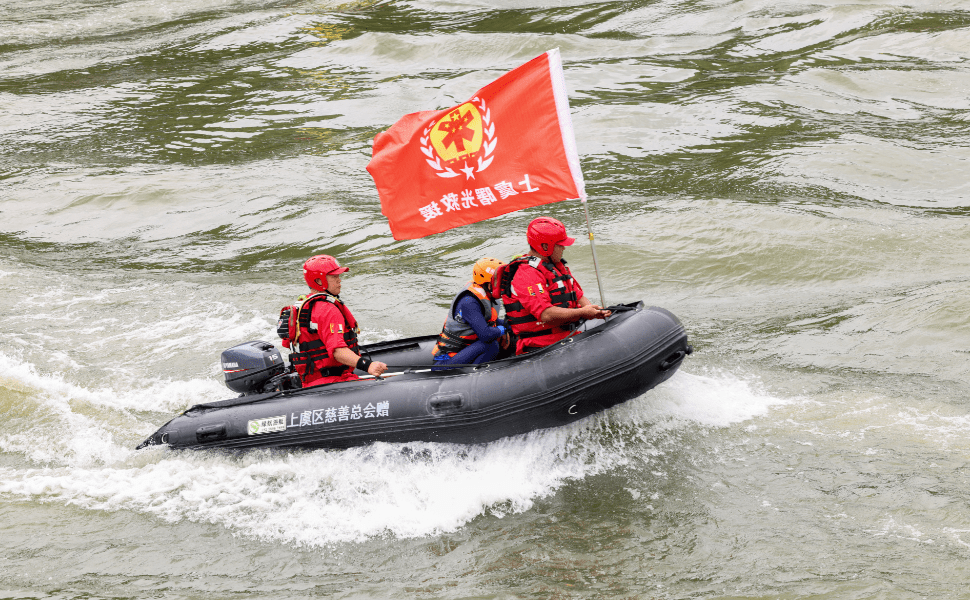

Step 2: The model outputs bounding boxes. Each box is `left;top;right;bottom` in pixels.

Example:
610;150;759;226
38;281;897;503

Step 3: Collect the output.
221;341;299;395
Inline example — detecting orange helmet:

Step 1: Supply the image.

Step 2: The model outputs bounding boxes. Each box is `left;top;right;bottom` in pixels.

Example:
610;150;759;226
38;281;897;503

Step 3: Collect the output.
303;255;349;291
527;217;575;257
472;257;505;286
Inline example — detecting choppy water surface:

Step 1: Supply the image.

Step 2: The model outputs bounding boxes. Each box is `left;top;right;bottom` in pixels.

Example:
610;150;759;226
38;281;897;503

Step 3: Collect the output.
2;0;969;598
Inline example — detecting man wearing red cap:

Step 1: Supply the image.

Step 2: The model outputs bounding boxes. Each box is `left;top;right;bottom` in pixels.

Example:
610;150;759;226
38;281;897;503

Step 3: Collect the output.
282;255;387;387
496;217;611;354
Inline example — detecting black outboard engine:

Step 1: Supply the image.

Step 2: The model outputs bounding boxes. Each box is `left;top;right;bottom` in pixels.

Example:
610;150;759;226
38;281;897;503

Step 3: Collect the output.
221;341;299;395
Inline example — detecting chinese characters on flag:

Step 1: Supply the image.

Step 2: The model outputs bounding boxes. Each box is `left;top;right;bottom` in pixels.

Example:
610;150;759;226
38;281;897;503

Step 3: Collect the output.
367;49;586;240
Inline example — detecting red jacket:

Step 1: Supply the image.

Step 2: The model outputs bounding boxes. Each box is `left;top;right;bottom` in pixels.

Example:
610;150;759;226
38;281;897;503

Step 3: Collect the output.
289;293;361;387
499;256;584;354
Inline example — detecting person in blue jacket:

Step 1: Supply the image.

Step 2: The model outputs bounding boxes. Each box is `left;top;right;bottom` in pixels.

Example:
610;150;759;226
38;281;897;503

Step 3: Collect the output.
432;257;509;367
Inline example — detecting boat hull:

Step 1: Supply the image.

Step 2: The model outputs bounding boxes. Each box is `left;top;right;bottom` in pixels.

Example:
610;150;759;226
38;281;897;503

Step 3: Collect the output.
137;303;690;450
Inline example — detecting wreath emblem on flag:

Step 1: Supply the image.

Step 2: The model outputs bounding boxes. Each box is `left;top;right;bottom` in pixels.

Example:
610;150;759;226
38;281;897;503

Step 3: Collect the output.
420;97;497;179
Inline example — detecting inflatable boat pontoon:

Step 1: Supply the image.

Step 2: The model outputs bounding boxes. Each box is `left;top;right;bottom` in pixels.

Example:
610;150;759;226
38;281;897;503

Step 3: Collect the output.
136;302;690;451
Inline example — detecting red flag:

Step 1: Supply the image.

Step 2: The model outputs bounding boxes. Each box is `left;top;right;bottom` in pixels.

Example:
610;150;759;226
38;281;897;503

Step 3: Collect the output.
367;49;586;240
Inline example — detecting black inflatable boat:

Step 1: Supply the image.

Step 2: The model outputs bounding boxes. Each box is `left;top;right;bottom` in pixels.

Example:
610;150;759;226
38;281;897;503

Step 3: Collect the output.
136;302;690;451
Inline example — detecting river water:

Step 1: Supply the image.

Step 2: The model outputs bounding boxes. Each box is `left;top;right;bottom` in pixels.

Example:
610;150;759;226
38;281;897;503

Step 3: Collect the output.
2;0;969;598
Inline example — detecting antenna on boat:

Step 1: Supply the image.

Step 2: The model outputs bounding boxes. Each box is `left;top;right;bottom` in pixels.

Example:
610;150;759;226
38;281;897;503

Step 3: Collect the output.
581;197;607;307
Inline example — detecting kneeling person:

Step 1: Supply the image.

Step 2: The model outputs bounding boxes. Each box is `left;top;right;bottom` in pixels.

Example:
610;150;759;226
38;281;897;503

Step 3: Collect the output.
432;257;508;367
281;254;387;387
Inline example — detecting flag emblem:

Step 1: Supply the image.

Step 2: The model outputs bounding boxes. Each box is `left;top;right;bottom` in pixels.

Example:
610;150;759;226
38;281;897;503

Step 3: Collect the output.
421;99;497;179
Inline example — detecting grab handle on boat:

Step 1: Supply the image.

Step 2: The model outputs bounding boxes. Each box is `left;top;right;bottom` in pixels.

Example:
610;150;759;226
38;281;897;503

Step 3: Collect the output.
606;305;638;313
428;393;463;416
659;346;693;372
196;422;228;443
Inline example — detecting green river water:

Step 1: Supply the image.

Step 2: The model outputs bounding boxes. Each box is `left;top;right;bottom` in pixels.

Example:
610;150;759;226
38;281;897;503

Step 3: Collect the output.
2;0;969;598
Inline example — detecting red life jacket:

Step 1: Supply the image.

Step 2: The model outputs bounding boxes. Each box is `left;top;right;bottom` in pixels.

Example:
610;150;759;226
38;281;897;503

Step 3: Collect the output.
282;292;360;384
496;256;580;351
432;283;499;359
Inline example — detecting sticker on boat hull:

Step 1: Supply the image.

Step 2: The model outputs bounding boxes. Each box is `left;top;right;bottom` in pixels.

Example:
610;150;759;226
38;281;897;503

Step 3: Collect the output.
248;415;286;435
288;402;390;427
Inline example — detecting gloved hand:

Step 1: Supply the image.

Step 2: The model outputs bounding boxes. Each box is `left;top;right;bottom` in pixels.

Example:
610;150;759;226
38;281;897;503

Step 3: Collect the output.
496;325;506;336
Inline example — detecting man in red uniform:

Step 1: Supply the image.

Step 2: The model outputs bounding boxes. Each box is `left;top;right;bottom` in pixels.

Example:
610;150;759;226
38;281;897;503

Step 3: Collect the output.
498;217;611;355
286;255;387;387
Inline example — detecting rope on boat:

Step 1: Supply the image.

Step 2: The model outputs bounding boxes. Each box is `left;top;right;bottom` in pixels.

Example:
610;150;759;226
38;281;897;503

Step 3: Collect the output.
362;308;639;377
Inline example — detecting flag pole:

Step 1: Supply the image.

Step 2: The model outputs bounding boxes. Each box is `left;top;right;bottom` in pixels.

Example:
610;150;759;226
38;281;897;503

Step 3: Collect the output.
580;197;607;307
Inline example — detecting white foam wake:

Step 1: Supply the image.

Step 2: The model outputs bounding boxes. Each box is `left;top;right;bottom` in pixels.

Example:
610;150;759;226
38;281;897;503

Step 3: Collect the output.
0;370;792;546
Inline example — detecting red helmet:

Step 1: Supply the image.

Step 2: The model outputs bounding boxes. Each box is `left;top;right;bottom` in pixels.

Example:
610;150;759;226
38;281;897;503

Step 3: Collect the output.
527;217;575;257
303;255;349;291
472;257;505;286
